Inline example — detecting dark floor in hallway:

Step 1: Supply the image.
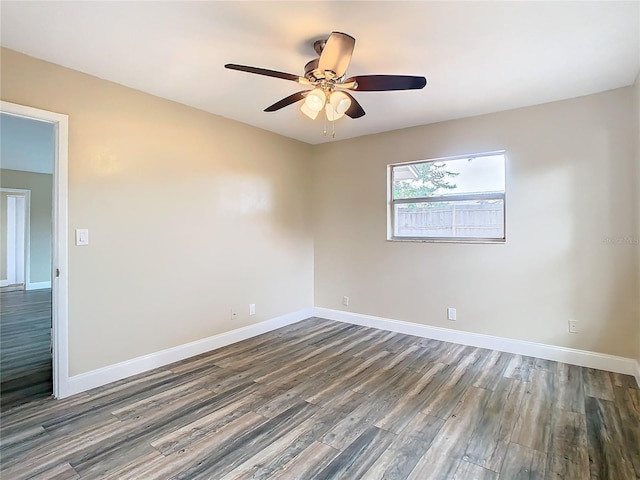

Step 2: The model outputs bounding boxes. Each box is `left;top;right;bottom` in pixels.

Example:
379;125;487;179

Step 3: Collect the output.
0;288;52;410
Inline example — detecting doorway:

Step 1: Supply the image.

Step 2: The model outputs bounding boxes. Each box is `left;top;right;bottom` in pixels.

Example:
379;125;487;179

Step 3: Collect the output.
0;102;69;405
1;189;28;290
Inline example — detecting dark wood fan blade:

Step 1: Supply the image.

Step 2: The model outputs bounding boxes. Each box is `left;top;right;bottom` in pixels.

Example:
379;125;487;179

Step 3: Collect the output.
318;32;355;78
264;91;308;112
346;75;427;91
343;92;365;119
225;64;301;82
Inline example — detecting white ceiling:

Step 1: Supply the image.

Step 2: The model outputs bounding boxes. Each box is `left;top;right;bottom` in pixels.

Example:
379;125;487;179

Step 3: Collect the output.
1;1;639;145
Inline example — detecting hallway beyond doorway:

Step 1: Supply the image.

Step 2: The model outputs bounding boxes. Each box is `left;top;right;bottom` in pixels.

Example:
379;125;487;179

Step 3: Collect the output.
0;288;52;409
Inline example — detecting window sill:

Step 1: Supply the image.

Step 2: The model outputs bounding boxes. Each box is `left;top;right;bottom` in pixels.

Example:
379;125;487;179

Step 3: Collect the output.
387;236;506;244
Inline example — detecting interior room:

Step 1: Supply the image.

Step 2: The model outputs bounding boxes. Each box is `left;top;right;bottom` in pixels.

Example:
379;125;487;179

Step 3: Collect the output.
0;2;639;479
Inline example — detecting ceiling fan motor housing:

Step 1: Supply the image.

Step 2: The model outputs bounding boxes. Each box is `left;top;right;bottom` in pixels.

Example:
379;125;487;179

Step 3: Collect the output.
313;39;327;56
304;58;341;83
304;58;321;81
305;36;342;82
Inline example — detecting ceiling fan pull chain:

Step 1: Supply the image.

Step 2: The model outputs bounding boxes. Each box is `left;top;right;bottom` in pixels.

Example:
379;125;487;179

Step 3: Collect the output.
332;116;336;139
323;112;327;137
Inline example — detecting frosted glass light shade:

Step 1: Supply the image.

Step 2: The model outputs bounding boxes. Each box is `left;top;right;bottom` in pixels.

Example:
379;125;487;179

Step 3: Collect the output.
329;91;351;115
304;88;326;112
301;102;320;119
325;103;345;121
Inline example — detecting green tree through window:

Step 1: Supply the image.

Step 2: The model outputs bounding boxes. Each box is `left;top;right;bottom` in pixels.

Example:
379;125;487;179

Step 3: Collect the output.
393;162;459;200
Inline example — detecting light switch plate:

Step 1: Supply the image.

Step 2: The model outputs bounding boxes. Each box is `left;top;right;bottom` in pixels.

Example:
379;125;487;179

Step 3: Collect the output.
75;229;89;246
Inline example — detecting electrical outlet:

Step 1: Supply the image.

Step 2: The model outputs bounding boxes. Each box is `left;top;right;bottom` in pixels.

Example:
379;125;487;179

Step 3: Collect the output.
342;296;350;307
447;307;457;321
249;304;255;316
231;309;238;321
568;319;578;333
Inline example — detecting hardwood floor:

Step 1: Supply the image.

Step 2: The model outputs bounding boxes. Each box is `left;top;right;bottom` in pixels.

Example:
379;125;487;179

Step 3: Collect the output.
1;317;638;479
0;289;52;410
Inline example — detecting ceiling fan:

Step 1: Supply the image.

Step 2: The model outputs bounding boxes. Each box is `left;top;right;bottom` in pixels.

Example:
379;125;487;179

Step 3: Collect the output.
225;32;427;136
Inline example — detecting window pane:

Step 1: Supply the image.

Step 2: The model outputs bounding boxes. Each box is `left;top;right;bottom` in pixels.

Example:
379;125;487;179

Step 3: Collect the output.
394;199;505;239
393;154;505;200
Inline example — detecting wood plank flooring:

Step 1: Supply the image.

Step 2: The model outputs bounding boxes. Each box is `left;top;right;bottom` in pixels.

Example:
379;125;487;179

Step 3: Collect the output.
0;289;52;410
1;317;638;479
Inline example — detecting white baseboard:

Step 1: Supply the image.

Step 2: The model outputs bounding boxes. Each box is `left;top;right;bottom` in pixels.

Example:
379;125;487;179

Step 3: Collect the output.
314;307;639;379
59;306;639;398
26;281;51;290
60;308;313;398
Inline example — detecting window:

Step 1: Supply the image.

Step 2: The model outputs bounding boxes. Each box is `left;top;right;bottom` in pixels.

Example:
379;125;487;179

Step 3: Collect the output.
389;152;506;242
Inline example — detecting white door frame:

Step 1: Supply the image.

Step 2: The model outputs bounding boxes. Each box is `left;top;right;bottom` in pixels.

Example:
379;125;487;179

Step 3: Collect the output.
0;188;30;287
1;101;69;399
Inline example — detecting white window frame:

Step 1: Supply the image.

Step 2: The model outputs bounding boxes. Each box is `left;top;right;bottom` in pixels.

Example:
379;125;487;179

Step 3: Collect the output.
388;151;507;243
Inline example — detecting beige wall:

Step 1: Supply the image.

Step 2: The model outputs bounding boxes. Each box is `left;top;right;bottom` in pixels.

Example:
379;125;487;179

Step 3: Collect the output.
2;47;638;379
634;73;640;366
1;48;314;376
313;88;638;359
1;169;53;284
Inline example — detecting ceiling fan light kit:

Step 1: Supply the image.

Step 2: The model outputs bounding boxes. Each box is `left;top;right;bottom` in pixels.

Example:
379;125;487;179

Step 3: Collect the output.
300;102;320;120
305;88;326;112
330;91;351;115
225;31;427;139
325;103;343;122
